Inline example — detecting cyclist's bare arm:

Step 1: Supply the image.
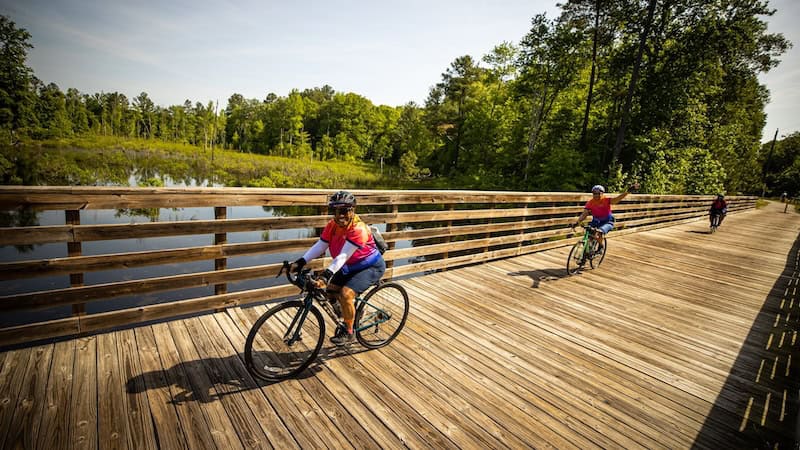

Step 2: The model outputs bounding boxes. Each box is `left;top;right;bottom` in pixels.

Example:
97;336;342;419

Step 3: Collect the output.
573;209;590;228
610;183;639;205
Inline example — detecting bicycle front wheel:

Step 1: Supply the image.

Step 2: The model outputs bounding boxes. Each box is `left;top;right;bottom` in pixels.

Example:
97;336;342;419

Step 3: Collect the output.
590;240;607;269
355;283;409;349
245;301;325;381
566;241;586;275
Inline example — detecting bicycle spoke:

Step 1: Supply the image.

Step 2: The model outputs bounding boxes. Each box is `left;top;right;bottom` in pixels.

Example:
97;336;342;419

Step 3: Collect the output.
245;302;324;380
356;283;409;349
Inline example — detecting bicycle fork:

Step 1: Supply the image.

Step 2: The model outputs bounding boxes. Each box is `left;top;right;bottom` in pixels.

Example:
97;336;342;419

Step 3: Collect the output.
284;298;314;345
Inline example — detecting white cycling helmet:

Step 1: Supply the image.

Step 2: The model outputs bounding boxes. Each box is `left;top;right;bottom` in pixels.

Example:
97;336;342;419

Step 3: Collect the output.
591;185;605;193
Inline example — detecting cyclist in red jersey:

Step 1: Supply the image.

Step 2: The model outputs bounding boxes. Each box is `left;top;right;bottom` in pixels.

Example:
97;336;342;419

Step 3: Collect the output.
571;183;638;251
291;191;385;345
709;194;728;229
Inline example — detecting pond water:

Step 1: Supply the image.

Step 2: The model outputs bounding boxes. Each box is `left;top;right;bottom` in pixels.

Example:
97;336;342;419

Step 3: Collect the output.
0;172;416;328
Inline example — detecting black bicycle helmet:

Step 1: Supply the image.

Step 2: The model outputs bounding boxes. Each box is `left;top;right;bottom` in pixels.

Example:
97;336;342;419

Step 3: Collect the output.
328;190;356;207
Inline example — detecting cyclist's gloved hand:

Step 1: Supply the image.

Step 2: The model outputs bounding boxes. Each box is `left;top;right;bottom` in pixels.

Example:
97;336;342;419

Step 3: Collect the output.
320;269;334;283
313;269;334;289
291;257;306;273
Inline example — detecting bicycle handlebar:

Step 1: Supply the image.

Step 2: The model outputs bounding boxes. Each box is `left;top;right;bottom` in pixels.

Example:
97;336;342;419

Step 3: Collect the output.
571;223;599;232
278;260;322;293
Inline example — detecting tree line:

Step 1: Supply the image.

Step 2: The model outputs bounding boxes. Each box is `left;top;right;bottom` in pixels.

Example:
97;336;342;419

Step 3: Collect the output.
0;1;793;194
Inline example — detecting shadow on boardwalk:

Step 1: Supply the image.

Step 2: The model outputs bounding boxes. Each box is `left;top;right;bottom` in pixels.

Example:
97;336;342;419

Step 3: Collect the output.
126;345;368;404
507;268;570;288
693;232;800;449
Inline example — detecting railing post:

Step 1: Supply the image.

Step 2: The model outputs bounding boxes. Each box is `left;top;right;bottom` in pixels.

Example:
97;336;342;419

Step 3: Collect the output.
214;206;227;297
484;203;495;253
316;205;327;236
441;204;454;271
66;210;85;316
385;204;399;276
518;203;528;251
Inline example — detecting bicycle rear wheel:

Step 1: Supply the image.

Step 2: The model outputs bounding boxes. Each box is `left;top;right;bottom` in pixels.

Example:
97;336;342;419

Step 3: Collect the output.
355;282;409;349
566;241;586;275
245;301;325;381
590;240;607;269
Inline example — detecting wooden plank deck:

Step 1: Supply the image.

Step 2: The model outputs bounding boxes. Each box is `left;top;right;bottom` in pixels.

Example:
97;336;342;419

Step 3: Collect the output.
1;201;798;449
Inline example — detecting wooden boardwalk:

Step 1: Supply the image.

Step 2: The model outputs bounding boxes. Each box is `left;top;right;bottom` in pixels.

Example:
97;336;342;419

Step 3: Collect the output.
1;201;798;449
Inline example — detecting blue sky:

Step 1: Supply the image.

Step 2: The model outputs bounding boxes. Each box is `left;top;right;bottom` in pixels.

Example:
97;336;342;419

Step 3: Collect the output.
1;0;797;142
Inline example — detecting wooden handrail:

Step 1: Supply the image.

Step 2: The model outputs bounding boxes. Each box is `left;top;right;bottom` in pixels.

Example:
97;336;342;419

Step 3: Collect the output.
0;186;757;347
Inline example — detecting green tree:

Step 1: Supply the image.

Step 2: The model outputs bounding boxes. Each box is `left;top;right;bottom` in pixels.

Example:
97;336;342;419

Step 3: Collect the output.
0;15;37;141
426;55;483;175
225;93;248;149
35;82;71;138
761;132;800;197
515;13;586;185
133;92;156;139
392;103;438;167
65;88;89;134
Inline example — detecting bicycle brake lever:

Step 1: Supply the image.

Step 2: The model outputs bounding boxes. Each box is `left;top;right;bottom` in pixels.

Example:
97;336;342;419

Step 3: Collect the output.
276;261;289;278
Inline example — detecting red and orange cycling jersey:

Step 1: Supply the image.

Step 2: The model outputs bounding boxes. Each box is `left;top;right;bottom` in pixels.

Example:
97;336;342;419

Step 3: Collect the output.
584;197;612;221
320;213;377;265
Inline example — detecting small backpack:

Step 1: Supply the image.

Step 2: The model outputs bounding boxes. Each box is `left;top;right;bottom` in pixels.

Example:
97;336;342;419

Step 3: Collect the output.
370;226;388;254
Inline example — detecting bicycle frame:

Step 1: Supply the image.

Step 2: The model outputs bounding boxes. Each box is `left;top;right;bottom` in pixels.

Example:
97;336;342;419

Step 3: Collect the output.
578;227;598;259
278;262;392;340
354;296;392;332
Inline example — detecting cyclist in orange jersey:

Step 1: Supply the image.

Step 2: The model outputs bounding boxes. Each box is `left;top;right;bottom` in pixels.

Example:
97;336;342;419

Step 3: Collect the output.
571;183;638;251
291;191;385;345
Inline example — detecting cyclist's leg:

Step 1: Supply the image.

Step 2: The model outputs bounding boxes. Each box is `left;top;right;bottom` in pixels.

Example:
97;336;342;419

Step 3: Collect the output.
338;287;357;331
329;272;351;322
595;221;614;248
718;209;727;225
588;219;602;247
333;259;386;343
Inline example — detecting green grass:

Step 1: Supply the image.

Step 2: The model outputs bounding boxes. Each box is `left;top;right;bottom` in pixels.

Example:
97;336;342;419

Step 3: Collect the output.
1;136;412;189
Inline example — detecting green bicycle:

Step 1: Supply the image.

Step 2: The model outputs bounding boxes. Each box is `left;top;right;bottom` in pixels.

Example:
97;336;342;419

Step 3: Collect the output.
566;225;608;275
245;261;410;380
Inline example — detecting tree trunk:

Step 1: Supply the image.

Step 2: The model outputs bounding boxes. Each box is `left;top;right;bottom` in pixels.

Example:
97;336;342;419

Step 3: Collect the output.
524;87;549;182
580;0;601;152
452;88;465;173
611;0;658;166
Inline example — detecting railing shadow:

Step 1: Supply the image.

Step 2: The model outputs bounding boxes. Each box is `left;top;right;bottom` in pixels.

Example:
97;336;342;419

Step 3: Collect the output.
126;345;369;404
507;268;569;288
692;232;800;449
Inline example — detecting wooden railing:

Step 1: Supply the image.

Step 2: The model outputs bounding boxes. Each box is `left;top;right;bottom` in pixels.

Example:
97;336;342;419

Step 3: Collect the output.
0;186;756;347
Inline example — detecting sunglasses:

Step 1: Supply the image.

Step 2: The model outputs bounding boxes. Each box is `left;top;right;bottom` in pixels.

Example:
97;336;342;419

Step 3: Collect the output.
330;206;353;216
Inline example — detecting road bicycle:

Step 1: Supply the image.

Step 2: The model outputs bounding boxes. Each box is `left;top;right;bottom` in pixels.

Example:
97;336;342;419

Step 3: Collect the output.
245;261;409;380
566;225;607;275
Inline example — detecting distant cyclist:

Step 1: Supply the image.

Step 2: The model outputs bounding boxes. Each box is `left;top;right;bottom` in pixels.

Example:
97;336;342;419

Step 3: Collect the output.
290;191;385;345
571;183;638;252
709;194;728;229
